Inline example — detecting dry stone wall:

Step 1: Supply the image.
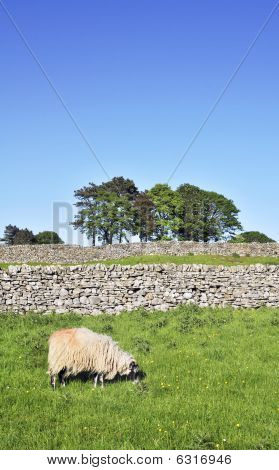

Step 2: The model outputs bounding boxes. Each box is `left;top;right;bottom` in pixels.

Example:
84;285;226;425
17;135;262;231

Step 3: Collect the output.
0;241;279;264
1;264;279;314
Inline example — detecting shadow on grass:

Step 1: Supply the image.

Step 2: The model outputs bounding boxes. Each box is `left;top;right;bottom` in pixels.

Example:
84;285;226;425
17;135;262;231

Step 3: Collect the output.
53;369;146;388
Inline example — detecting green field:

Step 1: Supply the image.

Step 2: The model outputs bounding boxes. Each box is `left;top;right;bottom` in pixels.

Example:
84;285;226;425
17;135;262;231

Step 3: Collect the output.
1;253;279;270
0;306;278;450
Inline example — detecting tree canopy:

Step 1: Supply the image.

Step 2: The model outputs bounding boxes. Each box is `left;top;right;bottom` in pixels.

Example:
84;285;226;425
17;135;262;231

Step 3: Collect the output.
73;177;244;244
72;177;139;245
35;231;64;244
2;178;275;246
1;225;20;245
13;229;36;245
1;226;63;245
230;231;275;243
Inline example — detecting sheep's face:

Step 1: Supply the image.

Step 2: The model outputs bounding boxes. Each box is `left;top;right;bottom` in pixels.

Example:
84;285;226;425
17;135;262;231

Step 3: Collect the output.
120;360;139;382
128;361;139;383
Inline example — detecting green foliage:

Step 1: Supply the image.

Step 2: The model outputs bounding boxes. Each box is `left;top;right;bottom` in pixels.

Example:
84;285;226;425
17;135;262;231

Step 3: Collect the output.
230;231;276;243
1;226;63;246
13;228;36;245
35;231;64;244
73;178;243;244
0;307;278;449
148;184;181;239
1;224;20;244
176;184;242;242
133;191;156;242
72;177;139;245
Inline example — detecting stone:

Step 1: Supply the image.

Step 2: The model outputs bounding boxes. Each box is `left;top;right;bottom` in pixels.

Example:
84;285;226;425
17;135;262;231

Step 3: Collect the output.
0;250;279;314
60;288;68;298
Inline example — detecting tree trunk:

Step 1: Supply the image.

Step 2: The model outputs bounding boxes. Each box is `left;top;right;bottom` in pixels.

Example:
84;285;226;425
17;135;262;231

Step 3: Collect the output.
91;230;96;246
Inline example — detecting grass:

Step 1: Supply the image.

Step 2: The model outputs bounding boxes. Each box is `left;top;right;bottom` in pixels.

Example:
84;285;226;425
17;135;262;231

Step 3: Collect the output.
0;306;278;450
1;253;279;270
85;254;279;266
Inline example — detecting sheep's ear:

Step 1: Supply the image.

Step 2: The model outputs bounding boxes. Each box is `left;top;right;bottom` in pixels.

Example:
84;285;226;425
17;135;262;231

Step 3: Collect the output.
129;361;136;369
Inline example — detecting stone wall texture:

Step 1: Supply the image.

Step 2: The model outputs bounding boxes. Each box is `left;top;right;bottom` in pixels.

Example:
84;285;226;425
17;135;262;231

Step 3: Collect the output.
1;264;279;314
0;241;279;264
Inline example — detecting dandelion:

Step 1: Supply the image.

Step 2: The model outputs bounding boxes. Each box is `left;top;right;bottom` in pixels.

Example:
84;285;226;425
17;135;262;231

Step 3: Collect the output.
235;423;240;428
222;438;227;442
224;381;228;384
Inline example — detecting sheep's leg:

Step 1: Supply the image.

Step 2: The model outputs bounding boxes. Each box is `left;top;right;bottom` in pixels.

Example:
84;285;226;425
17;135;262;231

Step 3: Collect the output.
99;374;104;389
93;374;99;388
50;375;56;390
58;369;67;387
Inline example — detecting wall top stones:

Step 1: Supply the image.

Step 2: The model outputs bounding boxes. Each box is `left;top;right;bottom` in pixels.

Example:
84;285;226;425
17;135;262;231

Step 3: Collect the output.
0;240;279;264
3;262;278;274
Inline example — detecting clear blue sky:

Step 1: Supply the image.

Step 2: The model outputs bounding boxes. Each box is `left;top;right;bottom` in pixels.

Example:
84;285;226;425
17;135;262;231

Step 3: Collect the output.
0;0;278;243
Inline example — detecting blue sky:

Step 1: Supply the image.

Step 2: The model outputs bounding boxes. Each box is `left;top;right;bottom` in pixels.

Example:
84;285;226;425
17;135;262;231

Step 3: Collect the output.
0;0;278;243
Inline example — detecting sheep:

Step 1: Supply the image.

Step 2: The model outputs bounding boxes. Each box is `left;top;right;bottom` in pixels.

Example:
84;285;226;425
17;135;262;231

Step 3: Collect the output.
47;327;139;389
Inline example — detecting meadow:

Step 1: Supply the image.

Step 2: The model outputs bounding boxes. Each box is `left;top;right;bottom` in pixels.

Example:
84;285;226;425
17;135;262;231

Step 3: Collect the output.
0;306;278;450
1;253;279;270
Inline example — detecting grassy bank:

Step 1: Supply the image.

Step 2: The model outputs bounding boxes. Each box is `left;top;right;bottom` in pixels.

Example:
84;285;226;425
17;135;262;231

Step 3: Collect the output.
1;253;279;270
0;306;278;449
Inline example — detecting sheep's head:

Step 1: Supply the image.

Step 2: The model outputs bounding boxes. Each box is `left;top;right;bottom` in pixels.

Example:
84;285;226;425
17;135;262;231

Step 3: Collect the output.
129;360;139;383
120;360;139;383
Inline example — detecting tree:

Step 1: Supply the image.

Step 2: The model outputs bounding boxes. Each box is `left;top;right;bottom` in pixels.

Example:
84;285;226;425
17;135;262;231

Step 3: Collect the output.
35;231;64;244
202;190;242;241
1;225;20;245
99;176;138;200
73;177;243;244
99;177;138;243
175;184;204;241
13;229;36;245
133;191;156;242
73;177;138;245
148;184;181;240
230;231;275;243
176;184;242;242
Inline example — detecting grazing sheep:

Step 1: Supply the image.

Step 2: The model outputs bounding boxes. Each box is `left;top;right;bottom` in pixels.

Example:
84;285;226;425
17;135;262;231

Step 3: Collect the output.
47;327;139;389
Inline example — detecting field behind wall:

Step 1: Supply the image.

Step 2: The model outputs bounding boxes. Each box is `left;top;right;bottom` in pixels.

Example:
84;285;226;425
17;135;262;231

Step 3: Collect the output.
0;306;278;450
